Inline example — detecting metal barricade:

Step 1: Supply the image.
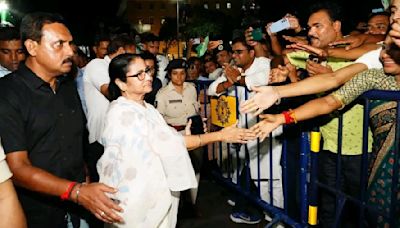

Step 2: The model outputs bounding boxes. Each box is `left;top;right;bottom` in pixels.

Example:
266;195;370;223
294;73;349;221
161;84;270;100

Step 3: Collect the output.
195;80;310;227
196;80;399;228
307;90;400;228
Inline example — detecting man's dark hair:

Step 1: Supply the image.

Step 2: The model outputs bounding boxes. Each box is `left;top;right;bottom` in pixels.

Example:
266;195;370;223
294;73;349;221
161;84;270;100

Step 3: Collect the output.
141;32;160;43
0;27;20;41
140;51;159;77
202;53;216;64
308;1;343;22
93;34;110;46
231;36;254;51
20;12;65;43
107;34;136;55
368;11;390;21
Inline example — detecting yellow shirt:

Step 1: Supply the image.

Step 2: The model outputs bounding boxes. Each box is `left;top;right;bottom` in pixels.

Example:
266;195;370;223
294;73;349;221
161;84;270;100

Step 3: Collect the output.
287;50;372;154
320;104;373;154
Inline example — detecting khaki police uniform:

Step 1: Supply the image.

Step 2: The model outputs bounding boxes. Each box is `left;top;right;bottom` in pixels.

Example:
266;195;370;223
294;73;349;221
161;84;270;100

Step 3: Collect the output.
156;81;200;128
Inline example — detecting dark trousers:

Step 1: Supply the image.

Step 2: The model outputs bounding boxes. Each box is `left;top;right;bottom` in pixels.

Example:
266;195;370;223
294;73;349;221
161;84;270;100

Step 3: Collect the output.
232;163;262;217
86;141;104;183
318;150;363;228
85;141;105;227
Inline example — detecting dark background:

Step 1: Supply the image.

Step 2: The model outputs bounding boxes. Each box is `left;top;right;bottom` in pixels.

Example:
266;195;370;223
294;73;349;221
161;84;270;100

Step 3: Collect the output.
7;0;384;44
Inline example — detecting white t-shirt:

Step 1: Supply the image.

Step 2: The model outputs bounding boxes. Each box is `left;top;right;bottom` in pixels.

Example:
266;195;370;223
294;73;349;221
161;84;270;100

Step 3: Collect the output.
207;56;271;97
207;56;283;180
354;46;383;69
0;65;11;78
83;55;111;143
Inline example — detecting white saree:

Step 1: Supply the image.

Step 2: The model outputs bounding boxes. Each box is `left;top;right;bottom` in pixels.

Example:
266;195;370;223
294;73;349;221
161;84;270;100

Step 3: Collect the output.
97;97;197;228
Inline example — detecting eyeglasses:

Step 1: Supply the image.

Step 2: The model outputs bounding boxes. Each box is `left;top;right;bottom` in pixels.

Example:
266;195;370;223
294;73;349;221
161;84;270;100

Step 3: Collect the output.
232;49;248;55
126;67;152;80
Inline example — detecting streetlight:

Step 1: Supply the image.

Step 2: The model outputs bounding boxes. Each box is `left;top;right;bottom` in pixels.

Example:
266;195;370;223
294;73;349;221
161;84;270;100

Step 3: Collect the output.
0;1;8;25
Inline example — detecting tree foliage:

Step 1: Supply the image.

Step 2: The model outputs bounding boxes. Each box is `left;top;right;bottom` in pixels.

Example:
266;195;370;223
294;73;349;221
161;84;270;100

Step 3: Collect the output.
183;6;225;39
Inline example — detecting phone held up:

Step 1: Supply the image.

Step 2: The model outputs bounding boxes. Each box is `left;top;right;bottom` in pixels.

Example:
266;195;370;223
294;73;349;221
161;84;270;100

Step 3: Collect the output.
251;27;264;41
192;38;201;45
269;18;291;33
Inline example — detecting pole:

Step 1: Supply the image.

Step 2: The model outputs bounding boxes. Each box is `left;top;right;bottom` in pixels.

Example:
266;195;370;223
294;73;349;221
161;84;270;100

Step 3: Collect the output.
176;0;180;58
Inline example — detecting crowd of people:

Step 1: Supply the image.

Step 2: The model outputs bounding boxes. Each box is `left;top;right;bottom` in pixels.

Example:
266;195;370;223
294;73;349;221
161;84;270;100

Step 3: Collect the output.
0;0;399;227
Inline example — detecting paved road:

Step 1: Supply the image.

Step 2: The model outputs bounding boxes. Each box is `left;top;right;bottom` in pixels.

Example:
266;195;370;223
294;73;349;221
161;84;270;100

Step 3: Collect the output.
177;179;265;228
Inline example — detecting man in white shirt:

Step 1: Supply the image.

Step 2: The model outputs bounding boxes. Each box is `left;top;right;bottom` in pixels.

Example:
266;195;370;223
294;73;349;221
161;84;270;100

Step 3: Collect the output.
208;37;283;224
91;35;110;59
83;34;136;182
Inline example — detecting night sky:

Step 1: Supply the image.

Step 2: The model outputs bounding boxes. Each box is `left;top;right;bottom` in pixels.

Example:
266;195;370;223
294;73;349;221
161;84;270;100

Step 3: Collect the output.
9;0;121;44
8;0;384;44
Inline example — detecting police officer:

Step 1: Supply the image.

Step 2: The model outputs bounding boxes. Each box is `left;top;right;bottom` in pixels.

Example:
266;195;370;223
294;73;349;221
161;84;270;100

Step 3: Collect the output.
156;59;200;131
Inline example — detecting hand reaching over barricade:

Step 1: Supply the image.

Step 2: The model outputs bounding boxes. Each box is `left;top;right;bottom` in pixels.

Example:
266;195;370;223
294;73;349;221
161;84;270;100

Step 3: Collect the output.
240;86;281;116
250;114;284;142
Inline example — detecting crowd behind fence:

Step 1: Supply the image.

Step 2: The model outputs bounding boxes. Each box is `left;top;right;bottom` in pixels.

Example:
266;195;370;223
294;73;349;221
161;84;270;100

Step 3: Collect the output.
195;80;400;228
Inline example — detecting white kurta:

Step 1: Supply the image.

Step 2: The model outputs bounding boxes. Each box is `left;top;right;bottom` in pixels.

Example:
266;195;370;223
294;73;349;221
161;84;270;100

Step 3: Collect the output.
97;97;197;228
207;56;284;207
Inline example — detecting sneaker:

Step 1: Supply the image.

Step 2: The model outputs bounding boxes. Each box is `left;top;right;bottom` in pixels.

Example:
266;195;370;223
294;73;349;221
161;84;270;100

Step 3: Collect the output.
227;199;236;206
230;212;261;224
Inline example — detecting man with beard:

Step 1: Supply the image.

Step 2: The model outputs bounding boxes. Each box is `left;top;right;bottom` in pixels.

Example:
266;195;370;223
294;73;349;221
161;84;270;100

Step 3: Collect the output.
0;12;123;227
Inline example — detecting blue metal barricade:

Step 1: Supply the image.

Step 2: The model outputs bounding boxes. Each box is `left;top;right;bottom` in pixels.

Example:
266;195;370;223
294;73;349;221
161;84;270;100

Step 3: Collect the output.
195;80;399;228
307;90;400;228
195;80;310;227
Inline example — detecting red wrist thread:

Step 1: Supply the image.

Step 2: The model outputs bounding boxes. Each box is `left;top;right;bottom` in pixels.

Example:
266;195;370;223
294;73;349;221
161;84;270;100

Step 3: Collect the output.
282;109;297;124
60;182;77;201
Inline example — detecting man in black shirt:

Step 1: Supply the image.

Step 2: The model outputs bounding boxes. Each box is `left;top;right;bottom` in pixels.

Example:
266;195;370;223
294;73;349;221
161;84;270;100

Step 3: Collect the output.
0;12;123;227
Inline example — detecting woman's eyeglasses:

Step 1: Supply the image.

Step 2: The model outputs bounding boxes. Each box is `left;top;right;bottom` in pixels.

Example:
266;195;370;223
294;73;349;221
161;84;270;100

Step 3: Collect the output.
126;67;152;81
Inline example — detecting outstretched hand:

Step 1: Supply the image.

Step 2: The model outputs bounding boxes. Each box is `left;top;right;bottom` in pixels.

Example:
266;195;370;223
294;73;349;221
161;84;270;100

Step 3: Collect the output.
220;121;256;143
250;114;284;142
286;43;327;58
269;65;289;84
240;86;280;116
282;35;308;44
328;34;365;50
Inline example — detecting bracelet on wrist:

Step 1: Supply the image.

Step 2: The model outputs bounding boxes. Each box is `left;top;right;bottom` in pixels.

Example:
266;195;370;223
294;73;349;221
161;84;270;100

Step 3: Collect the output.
282;109;297;124
60;182;77;201
75;183;86;204
198;135;202;147
272;87;281;105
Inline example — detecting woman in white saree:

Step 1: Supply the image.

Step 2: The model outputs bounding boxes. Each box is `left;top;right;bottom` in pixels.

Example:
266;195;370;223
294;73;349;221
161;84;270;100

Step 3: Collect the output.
97;54;255;228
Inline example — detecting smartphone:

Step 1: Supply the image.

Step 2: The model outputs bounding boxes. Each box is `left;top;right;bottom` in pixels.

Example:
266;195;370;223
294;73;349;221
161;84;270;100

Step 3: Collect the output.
251;27;263;41
270;18;291;33
187;115;204;135
192;38;201;45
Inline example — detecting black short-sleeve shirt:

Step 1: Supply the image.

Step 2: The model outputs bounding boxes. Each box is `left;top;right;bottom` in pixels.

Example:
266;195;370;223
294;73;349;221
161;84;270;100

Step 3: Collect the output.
0;64;86;227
